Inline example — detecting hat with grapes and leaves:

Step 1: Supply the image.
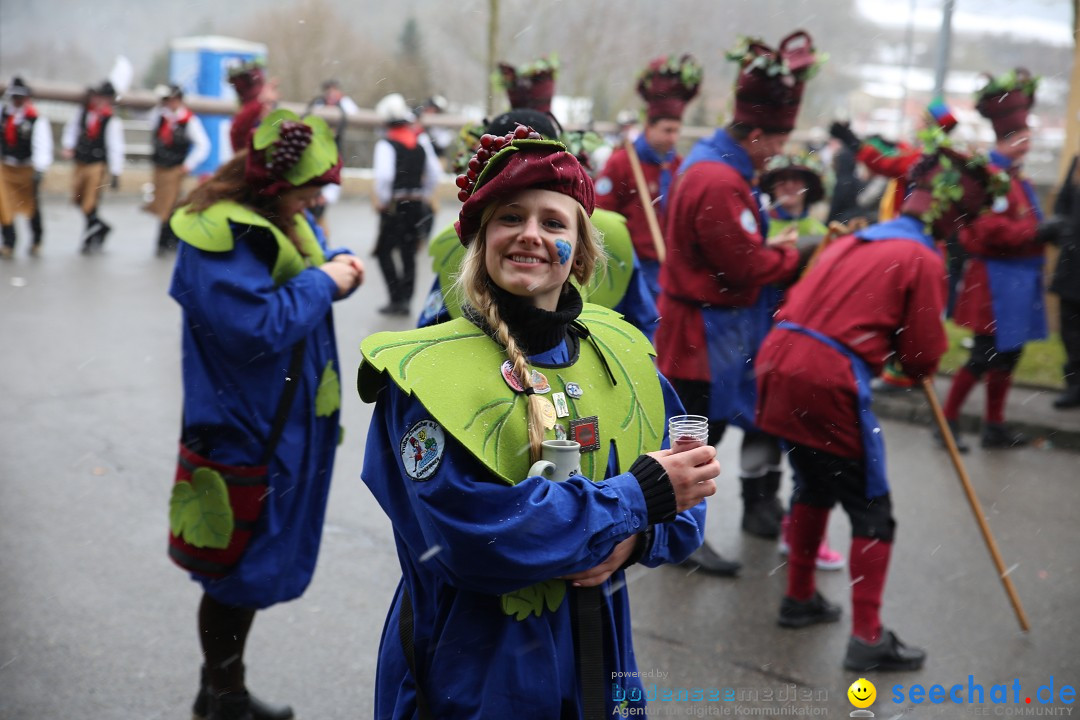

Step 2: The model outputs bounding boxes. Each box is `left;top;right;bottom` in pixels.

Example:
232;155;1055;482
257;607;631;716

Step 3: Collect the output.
726;30;825;132
496;55;558;113
455;125;594;245
245;109;341;196
637;54;703;122
975;67;1038;140
228;59;266;104
901;130;1011;232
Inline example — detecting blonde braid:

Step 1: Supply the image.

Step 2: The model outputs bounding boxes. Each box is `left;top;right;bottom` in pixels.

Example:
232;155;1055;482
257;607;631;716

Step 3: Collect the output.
474;291;547;463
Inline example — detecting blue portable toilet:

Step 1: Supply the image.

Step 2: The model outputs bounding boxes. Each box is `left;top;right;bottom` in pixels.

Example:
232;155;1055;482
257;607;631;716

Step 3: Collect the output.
169;36;268;176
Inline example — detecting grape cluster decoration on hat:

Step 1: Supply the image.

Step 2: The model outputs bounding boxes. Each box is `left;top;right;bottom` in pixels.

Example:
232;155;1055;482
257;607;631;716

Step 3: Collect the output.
909;130;1011;228
248;109;340;193
454;124;545;202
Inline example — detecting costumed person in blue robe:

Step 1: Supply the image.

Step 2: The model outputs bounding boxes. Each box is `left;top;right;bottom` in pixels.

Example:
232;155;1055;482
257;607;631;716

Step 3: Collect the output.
167;109;365;720
359;130;718;719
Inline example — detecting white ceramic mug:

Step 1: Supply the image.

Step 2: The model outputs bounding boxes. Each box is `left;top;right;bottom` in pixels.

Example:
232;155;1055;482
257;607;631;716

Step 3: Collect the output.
528;439;582;481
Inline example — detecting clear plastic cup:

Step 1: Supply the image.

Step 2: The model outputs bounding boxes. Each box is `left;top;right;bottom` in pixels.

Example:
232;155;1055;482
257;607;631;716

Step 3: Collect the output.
668;415;709;453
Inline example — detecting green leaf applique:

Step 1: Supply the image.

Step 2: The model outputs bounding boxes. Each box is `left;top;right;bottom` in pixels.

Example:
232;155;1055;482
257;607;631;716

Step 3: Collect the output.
316;360;341;417
169;467;234;549
500;580;567;620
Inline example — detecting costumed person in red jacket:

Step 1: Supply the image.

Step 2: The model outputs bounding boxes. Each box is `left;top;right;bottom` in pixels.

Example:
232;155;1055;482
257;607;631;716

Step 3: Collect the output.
756;140;1011;672
228;59;277;153
595;55;702;301
654;32;822;576
591;55;699;300
942;69;1049;451
830;99;961;390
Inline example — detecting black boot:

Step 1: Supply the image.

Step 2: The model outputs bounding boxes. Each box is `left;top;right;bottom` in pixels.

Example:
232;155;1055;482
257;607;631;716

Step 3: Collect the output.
193;666;295;720
933;418;969;453
981;422;1029;449
741;473;783;538
778;591;842;629
844;628;926;672
29;211;43;256
156;221;178;255
1053;385;1080;410
0;224;14;259
679;541;741;577
208;691;253;720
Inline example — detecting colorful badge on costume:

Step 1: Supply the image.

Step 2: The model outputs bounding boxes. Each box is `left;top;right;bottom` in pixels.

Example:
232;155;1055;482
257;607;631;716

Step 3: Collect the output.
400;420;446;480
554;424;567;440
500;360;551;394
739;207;759;235
422;287;444;319
538;396;558;429
554;239;571;265
552;392;570;418
595;177;613;196
992;195;1010;213
569;415;601;452
565;382;583;399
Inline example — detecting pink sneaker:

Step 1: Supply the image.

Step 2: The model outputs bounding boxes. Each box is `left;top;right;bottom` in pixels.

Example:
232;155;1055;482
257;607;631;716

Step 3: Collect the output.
778;514;846;571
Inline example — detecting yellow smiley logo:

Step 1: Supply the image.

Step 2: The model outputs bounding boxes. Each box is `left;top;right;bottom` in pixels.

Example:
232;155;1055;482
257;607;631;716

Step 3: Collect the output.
848;678;877;708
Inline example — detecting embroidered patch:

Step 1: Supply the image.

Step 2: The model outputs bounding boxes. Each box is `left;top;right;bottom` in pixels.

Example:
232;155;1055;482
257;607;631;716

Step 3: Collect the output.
992;195;1010;214
595;177;613;196
569;415;601;452
400;420;446;480
739;207;759;235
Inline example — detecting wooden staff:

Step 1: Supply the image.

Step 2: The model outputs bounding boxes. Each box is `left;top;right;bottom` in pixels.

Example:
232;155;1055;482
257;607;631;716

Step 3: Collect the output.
623;138;666;263
921;377;1031;632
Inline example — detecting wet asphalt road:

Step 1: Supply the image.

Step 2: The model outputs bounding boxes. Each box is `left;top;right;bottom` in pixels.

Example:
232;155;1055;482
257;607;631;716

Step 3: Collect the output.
1;196;1077;719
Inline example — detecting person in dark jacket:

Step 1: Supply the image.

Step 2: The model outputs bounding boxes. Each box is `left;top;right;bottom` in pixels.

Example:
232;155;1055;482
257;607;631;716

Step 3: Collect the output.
1048;155;1080;409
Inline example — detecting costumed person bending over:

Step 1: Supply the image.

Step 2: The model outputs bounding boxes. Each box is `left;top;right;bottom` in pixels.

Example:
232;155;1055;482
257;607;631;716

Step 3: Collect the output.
359;130;718;718
756;139;1011;671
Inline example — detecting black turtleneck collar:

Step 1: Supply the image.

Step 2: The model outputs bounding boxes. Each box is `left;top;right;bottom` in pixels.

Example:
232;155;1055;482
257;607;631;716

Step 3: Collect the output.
468;283;584;355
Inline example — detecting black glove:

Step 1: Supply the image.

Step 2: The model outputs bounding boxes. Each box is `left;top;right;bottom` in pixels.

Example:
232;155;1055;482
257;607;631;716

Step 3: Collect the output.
110;175;120;191
1035;216;1068;245
829;121;861;154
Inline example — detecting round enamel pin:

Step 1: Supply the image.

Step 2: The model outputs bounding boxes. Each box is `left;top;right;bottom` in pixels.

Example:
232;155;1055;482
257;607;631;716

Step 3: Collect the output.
595;177;613;196
564;382;583;399
500;360;551;394
400;420;445;480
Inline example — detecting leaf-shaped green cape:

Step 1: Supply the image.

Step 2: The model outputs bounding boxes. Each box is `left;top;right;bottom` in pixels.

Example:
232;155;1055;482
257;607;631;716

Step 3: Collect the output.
358;305;665;485
171;201;326;285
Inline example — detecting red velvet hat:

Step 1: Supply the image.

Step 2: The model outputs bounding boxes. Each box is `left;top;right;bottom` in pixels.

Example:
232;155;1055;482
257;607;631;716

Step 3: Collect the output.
901;144;1011;230
727;31;822;133
456;127;594;245
499;56;558;113
975;68;1037;140
245;109;341;196
228;60;266;104
637;55;703;122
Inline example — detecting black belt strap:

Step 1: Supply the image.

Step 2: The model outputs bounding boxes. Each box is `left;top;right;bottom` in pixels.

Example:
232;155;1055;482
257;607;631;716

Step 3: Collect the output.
575;586;607;719
258;340;307;465
399;588;433;720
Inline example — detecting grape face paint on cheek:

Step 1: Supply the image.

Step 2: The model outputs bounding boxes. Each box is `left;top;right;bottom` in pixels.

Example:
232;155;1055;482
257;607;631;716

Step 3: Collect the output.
554;239;571;265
